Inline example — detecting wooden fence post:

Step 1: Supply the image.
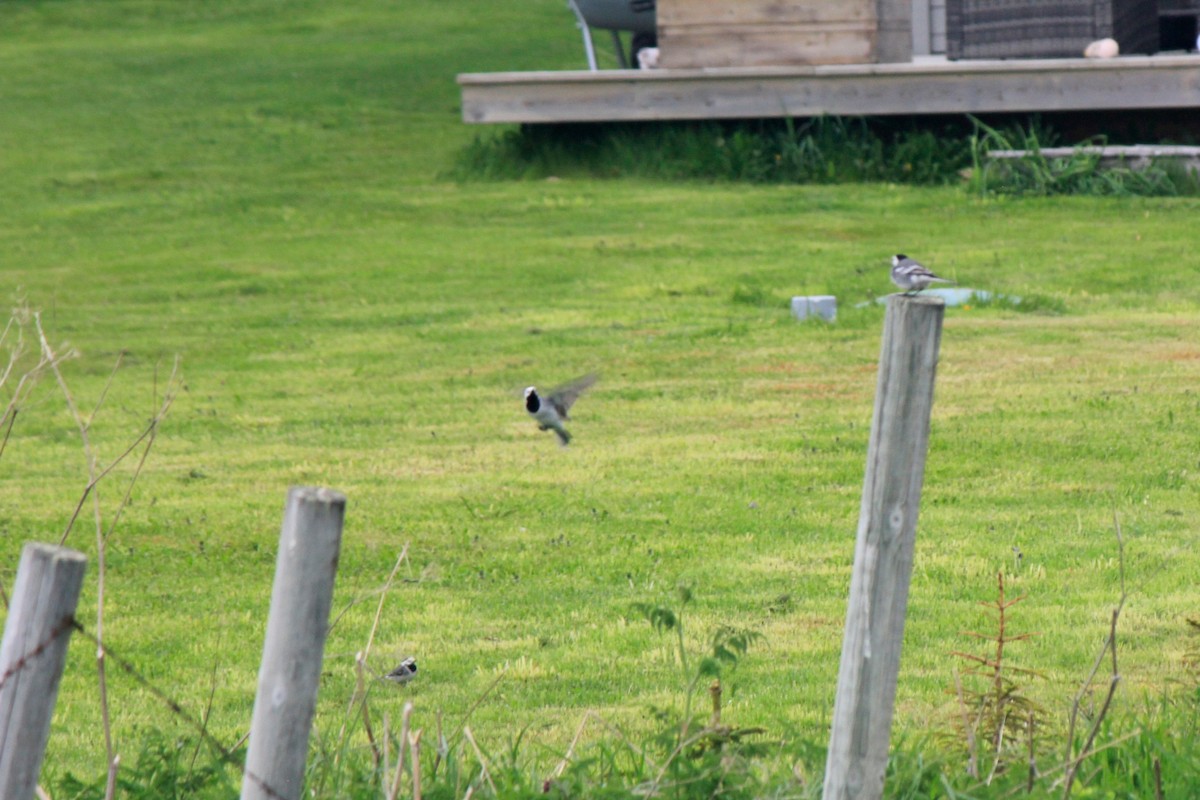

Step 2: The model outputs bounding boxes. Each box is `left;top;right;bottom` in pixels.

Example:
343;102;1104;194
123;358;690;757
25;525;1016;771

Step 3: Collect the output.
0;542;87;799
242;487;346;800
823;294;945;800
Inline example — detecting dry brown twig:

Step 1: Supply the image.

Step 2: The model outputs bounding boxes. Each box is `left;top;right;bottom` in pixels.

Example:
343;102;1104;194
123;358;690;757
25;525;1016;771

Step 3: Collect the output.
331;546;412;772
387;701;415;800
1059;512;1127;800
35;312;182;799
1026;711;1037;793
462;726;497;797
354;653;381;768
383;710;391;793
546;707;666;790
189;642;224;775
354;545;411;678
0;310;75;470
953;670;980;779
550;710;601;783
999;727;1141;799
326;545;413;643
0;310;69;622
409;729;424;800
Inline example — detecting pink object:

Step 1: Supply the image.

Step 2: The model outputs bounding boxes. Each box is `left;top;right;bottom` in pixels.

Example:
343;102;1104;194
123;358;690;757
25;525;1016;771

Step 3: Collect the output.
1083;38;1120;58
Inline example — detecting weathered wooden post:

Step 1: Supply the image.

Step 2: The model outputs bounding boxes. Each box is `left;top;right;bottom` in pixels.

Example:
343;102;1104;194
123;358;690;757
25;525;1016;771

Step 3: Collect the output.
824;294;945;800
0;543;87;799
242;487;346;800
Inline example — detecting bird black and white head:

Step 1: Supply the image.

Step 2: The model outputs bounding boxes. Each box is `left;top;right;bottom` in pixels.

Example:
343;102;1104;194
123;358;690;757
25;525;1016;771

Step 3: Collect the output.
892;254;908;266
524;386;540;413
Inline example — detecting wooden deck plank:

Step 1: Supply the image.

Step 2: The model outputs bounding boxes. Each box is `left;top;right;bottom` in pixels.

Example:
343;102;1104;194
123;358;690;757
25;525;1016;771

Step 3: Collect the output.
989;144;1200;171
458;55;1200;124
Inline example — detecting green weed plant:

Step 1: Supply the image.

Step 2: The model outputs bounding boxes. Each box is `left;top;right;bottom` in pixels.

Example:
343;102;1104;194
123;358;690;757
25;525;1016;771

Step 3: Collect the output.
454;117;972;185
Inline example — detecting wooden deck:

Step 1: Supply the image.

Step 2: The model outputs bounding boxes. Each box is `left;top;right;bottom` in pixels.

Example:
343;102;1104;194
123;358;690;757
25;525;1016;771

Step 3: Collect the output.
458;55;1200;124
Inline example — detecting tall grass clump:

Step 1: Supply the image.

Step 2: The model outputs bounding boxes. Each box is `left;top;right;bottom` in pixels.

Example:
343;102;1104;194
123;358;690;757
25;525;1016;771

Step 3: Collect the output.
52;731;242;800
453;117;971;184
968;116;1200;197
456;113;1200;197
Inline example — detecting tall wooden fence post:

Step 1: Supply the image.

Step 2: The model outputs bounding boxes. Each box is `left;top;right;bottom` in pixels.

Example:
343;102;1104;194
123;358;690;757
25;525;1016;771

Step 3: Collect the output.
824;294;945;800
242;487;346;800
0;542;87;799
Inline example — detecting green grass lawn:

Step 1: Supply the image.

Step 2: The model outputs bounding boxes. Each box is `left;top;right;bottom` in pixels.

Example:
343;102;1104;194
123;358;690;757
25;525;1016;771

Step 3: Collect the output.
2;0;1199;795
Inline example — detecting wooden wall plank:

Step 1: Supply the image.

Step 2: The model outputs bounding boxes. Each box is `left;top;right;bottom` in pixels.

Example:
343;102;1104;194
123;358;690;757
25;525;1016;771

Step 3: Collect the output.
658;0;878;68
661;28;875;68
657;1;874;25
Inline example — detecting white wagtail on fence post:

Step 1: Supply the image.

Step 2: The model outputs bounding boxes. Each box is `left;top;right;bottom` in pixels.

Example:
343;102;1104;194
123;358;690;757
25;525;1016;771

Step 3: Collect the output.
890;254;954;295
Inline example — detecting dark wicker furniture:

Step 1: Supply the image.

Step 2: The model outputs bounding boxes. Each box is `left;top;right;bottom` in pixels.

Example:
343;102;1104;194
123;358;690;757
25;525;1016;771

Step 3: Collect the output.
946;0;1160;58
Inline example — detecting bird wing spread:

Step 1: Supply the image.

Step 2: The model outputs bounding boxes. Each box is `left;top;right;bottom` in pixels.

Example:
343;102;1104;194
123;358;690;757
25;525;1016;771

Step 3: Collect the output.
547;372;598;417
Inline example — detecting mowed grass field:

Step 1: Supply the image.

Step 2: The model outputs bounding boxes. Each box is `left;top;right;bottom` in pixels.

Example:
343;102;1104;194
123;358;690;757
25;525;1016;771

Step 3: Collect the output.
2;0;1200;791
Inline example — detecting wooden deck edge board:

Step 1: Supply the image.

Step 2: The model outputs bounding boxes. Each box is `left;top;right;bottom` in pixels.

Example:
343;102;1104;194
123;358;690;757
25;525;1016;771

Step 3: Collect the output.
457;55;1200;86
459;57;1200;123
989;145;1200;158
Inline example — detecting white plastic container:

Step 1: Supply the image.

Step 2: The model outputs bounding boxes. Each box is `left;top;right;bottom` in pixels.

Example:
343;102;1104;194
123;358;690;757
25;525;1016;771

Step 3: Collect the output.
791;295;837;322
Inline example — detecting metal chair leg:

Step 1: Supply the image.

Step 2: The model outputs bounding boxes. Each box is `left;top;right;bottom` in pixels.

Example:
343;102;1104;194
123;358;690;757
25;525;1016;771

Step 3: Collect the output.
567;0;599;71
610;30;629;68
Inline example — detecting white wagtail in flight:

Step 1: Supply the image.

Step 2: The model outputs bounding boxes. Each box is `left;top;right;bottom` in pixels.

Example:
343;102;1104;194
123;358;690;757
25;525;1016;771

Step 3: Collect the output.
383;656;417;685
524;373;597;446
891;254;954;295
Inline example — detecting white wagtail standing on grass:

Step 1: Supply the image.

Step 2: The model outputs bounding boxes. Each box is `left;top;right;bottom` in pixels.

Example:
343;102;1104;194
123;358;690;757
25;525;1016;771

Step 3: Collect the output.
383;656;417;685
891;254;954;295
524;373;598;446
